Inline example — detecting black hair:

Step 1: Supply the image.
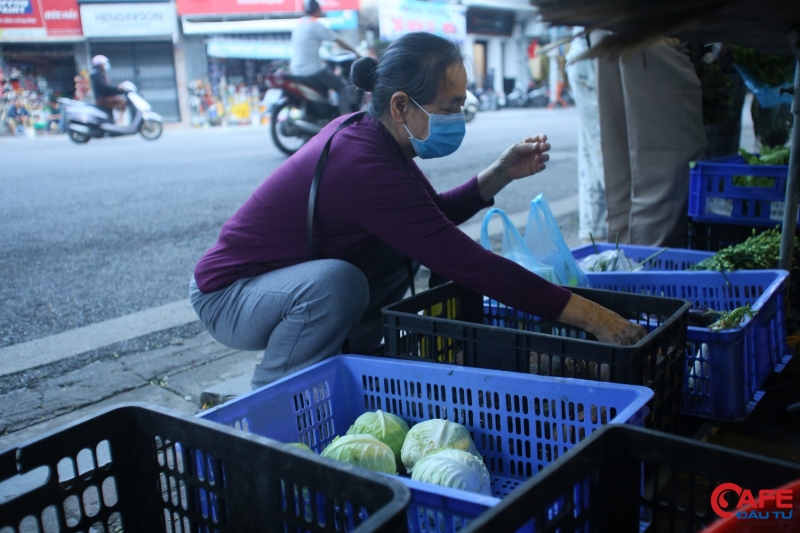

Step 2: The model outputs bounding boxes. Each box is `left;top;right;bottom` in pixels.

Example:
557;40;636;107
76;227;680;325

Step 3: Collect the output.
350;32;465;118
304;0;320;15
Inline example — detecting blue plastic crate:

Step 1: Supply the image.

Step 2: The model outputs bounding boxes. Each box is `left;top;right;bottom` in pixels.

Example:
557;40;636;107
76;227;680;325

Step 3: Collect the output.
584;270;792;421
688;155;796;226
199;355;653;533
571;243;713;272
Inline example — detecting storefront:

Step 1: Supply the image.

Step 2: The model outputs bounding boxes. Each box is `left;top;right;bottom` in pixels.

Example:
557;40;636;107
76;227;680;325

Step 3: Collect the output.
376;0;534;100
178;0;359;127
79;0;181;122
1;0;84;133
460;0;537;99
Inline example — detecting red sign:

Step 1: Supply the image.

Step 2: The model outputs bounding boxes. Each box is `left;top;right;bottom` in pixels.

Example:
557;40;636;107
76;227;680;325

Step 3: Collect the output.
177;0;358;16
0;0;82;36
41;0;82;36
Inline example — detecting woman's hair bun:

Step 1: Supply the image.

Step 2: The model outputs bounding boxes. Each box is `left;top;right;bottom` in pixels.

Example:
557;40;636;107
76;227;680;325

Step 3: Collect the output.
350;56;378;92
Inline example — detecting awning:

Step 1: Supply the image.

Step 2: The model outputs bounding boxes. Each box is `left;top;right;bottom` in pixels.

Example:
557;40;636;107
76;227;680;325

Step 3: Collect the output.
461;0;535;14
182;9;357;34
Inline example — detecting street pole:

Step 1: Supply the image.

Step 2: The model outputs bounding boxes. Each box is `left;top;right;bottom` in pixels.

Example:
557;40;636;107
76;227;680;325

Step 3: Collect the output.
779;28;800;272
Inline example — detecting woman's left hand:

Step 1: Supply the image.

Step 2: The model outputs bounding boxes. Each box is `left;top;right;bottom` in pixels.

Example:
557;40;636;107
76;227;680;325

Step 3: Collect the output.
477;134;550;201
495;134;550;182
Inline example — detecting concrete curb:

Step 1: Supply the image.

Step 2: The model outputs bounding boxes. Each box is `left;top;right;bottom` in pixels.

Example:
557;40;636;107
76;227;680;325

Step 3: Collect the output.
0;301;197;378
0;194;579;379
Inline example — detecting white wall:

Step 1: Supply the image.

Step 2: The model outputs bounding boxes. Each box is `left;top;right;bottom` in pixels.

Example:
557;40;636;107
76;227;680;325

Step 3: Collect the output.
486;36;503;93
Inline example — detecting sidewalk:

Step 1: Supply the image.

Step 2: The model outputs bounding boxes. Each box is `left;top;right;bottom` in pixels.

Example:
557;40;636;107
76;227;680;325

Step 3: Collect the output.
0;199;582;450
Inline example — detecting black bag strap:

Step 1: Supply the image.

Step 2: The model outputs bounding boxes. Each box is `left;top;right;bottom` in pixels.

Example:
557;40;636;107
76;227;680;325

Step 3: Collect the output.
306;110;417;296
307;111;366;260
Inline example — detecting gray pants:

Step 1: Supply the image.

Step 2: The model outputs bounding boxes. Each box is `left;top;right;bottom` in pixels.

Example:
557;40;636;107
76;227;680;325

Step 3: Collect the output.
310;67;353;115
190;243;411;389
597;41;706;247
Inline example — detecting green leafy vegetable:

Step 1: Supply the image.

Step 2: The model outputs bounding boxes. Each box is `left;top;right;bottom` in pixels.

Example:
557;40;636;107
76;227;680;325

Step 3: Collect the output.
708;305;755;331
400;419;479;474
690;227;798;272
731;47;795;87
347;410;409;470
739;146;791;166
321;435;397;474
411;448;492;495
286;442;315;454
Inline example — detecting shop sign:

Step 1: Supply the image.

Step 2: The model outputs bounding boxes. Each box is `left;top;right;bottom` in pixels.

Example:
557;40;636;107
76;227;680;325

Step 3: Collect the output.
177;0;358;17
80;2;177;37
323;9;356;31
379;0;466;43
0;0;82;37
207;38;291;59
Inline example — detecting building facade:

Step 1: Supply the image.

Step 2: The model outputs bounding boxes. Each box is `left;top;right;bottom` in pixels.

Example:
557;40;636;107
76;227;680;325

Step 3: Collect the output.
2;0;551;131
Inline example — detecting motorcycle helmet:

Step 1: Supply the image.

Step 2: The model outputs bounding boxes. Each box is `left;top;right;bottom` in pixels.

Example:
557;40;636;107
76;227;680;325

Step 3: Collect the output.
304;0;320;15
91;55;111;70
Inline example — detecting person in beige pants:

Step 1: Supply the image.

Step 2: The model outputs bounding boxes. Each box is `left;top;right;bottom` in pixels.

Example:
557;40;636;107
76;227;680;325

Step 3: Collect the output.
597;38;706;248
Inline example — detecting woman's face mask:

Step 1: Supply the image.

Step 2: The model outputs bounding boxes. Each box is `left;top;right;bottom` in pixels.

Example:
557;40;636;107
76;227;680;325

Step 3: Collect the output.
403;97;466;159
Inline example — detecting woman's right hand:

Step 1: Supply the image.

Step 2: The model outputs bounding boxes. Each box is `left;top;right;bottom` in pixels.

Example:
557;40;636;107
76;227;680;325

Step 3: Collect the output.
556;292;647;346
590;307;648;345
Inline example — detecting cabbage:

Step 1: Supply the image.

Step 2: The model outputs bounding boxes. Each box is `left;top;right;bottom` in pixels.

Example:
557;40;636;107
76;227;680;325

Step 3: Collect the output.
411;449;492;495
346;410;409;469
321;435;397;474
400;419;480;473
286;442;315;454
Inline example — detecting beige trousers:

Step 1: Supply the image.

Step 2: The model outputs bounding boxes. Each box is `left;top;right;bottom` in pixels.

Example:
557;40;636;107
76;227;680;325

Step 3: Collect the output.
597;41;706;247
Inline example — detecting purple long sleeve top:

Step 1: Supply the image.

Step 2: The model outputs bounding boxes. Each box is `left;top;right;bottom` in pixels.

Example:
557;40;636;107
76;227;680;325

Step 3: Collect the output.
194;113;572;320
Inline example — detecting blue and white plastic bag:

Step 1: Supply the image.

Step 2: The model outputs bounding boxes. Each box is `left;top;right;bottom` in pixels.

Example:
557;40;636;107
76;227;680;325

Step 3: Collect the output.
480;207;556;283
523;194;591;287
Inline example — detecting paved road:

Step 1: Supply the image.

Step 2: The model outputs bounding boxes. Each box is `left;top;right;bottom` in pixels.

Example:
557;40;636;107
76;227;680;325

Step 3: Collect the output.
1;107;579;349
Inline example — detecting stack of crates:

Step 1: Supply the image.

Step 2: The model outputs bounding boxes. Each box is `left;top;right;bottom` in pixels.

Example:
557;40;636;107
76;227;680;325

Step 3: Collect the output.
571;242;793;421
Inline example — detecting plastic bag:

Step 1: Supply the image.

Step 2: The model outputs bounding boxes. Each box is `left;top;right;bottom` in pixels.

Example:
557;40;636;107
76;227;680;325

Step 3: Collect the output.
480;208;556;283
733;64;793;109
577;249;641;272
523;194;591;287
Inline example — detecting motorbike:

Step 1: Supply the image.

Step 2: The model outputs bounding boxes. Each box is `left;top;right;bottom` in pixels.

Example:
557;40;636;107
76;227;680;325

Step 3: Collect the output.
61;81;164;144
464;90;479;123
266;52;364;156
525;84;550;108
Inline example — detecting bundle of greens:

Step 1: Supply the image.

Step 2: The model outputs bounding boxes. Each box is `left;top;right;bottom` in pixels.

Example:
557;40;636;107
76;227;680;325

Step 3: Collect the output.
690;227;798;272
739;146;791;166
708;305;755;331
731;47;795;87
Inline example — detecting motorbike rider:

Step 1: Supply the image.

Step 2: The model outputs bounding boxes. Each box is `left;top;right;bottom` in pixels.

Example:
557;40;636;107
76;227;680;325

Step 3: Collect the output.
290;0;359;115
90;55;126;125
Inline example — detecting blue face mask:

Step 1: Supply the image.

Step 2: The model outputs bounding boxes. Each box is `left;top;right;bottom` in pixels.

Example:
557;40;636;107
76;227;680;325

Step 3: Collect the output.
403;97;466;159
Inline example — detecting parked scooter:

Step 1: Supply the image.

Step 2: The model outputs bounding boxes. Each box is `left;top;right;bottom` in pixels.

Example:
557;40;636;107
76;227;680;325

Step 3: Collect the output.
61;81;164;144
525;84;550;108
464;90;479;123
266;51;364;156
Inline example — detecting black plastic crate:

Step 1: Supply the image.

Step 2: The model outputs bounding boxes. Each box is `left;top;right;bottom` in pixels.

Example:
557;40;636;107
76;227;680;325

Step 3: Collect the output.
686;221;771;252
0;403;410;533
382;282;691;432
461;425;800;533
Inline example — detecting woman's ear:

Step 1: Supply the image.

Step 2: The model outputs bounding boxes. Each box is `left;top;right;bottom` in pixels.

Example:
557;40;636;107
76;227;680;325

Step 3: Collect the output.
389;91;410;124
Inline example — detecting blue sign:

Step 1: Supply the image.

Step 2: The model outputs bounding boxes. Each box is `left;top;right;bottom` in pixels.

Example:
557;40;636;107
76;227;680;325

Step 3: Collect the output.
321;9;357;31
